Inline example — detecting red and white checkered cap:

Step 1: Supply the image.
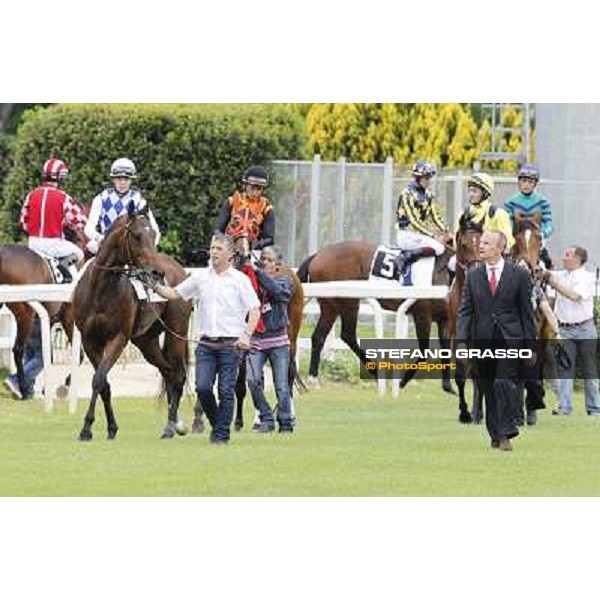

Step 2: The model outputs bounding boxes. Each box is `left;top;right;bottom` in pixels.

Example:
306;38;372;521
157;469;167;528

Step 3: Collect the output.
42;158;68;181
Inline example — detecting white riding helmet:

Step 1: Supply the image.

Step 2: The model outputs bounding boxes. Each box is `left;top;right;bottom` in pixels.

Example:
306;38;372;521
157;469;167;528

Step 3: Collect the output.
110;157;137;179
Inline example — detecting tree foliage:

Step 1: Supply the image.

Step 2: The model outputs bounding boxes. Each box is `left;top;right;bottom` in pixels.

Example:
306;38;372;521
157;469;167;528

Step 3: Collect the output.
0;104;304;260
306;103;528;169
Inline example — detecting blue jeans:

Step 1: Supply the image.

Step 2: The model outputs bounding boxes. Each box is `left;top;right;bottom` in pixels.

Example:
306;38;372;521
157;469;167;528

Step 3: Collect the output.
195;343;242;442
557;320;600;415
246;344;293;430
8;318;43;398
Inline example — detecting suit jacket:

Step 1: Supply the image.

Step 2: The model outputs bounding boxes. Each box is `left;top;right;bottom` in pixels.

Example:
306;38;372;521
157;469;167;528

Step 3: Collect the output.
457;261;537;344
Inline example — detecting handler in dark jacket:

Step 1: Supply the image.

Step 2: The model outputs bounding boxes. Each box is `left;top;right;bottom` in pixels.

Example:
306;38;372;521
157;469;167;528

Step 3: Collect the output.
457;230;538;451
247;246;294;433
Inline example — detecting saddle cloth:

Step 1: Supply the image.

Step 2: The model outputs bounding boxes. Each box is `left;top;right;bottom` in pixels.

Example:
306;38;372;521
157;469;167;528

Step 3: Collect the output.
369;245;435;286
129;278;167;303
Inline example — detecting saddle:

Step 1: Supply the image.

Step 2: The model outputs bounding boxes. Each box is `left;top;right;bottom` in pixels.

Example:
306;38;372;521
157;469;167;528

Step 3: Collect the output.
370;245;435;286
44;254;79;284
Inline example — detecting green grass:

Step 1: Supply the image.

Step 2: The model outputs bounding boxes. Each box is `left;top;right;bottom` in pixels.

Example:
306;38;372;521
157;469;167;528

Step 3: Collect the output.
1;379;599;496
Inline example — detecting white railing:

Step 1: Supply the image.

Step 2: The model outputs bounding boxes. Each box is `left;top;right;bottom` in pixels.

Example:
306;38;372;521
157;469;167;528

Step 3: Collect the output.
0;281;449;412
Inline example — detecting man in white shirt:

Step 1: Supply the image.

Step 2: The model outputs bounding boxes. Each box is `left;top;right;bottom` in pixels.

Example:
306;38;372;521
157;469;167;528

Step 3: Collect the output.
151;234;261;444
539;246;600;416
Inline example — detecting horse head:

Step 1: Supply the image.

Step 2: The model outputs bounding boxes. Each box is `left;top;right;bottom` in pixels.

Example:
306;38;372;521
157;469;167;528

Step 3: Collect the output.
231;232;251;270
97;211;157;269
513;210;542;271
455;217;482;272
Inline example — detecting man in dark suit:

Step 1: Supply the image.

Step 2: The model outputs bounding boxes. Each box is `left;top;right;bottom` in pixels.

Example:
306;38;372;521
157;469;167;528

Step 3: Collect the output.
457;230;538;451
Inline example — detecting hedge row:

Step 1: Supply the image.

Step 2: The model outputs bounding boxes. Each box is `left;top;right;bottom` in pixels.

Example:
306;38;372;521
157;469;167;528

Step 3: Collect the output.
0;104;305;260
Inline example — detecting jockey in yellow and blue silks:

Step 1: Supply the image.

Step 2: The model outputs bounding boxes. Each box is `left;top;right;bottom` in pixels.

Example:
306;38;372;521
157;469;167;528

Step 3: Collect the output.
504;164;554;268
395;160;449;273
455;172;515;249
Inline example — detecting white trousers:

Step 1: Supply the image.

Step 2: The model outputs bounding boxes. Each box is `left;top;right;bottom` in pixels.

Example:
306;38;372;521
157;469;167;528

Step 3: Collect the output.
29;237;84;262
395;230;445;255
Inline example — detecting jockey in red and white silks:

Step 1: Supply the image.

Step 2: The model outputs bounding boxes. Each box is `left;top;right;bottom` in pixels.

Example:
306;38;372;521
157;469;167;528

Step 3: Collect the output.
20;158;87;262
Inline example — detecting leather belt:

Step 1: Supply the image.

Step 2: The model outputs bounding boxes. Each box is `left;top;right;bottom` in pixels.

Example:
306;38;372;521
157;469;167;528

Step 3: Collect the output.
200;336;238;343
558;319;593;328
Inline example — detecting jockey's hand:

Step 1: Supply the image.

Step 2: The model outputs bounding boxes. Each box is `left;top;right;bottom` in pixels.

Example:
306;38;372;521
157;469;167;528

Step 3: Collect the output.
251;250;262;268
86;239;100;255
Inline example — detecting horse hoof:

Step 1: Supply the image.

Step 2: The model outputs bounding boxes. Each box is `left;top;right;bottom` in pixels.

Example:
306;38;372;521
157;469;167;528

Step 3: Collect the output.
78;431;92;442
191;419;205;435
160;429;175;439
307;376;320;389
175;422;188;436
234;421;243;432
442;383;456;395
458;413;473;424
107;429;118;440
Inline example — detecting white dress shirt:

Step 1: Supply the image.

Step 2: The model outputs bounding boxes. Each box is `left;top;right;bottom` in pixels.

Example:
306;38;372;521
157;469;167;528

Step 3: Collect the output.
554;266;595;324
175;265;260;338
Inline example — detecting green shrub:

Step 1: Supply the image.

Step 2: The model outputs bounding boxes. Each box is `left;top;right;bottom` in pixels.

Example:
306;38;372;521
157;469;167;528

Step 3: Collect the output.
0;104;305;261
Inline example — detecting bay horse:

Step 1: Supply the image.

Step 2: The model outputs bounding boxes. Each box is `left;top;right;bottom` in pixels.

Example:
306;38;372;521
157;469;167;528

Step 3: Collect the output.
228;234;306;431
0;226;86;398
296;238;455;393
72;210;192;440
511;211;552;423
447;217;483;423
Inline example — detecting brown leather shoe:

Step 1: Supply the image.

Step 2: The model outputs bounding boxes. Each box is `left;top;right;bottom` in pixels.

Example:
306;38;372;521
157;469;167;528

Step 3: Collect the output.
490;440;500;449
498;439;513;451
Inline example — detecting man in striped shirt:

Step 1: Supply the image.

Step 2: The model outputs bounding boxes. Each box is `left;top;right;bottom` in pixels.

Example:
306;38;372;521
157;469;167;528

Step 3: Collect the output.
504;164;554;268
246;246;295;434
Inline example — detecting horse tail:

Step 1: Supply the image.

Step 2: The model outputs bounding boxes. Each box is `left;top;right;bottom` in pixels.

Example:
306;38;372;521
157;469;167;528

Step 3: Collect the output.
296;253;316;283
290;357;308;394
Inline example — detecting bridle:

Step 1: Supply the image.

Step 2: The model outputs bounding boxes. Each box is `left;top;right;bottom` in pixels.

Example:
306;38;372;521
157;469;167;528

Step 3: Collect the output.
455;229;481;273
93;214;148;275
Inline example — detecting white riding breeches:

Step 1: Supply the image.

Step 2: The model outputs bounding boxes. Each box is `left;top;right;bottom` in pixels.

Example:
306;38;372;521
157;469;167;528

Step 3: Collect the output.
29;237;84;262
395;229;445;256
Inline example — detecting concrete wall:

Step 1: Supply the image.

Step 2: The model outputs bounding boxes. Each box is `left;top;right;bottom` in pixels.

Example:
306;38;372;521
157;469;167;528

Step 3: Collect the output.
536;103;600;267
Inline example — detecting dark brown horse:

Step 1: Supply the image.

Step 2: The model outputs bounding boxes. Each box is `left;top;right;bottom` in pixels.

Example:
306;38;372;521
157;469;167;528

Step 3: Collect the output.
512;211;552;423
0;227;86;398
72;211;192;440
296;239;454;393
447;217;483;423
229;234;306;430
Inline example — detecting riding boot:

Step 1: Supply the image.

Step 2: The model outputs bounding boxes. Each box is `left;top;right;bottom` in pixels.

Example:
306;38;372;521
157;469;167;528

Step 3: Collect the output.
395;247;436;276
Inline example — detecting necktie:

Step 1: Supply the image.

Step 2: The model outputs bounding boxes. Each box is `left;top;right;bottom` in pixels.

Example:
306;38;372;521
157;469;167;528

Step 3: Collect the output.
489;267;498;295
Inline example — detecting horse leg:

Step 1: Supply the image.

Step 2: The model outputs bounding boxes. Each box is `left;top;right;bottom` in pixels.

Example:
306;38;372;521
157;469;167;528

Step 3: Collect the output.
80;335;127;441
339;300;369;363
234;361;247;431
400;311;431;390
471;380;483;425
133;332;187;439
455;360;473;424
57;303;84;396
78;342;102;441
308;301;338;386
437;320;455;395
9;305;34;398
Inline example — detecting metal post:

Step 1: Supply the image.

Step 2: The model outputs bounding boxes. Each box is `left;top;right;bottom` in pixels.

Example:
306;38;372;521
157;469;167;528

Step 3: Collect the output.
27;301;52;412
392;299;416;399
290;163;298;265
309;154;321;255
454;171;464;225
382;157;393;245
336;157;346;242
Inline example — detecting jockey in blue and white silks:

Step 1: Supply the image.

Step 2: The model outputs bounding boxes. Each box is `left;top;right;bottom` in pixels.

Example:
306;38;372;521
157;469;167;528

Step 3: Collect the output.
84;158;161;254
